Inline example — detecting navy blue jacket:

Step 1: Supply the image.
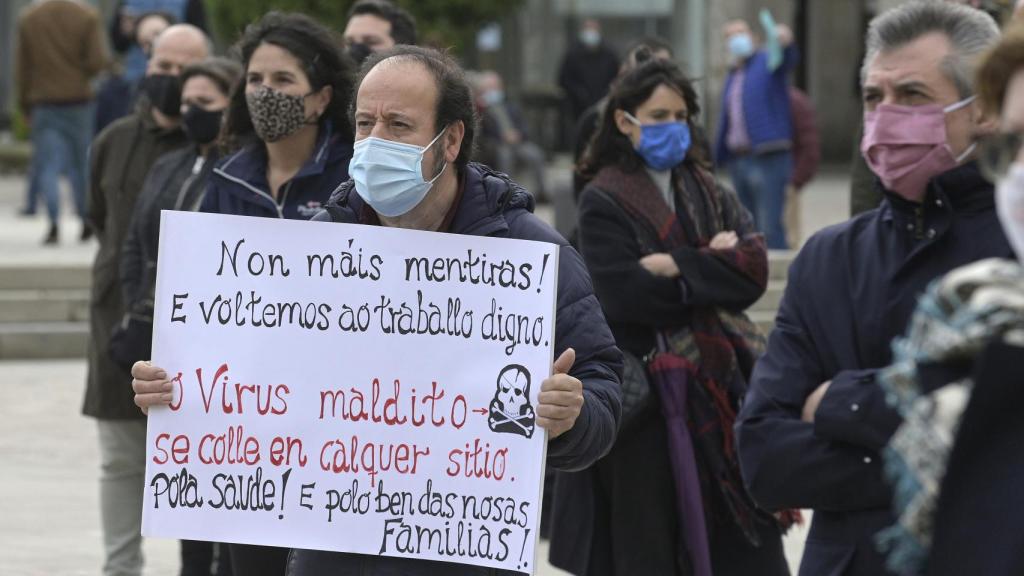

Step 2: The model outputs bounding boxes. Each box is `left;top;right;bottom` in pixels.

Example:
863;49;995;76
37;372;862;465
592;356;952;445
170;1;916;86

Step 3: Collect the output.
289;163;624;576
715;45;797;165
735;162;1013;576
201;122;352;220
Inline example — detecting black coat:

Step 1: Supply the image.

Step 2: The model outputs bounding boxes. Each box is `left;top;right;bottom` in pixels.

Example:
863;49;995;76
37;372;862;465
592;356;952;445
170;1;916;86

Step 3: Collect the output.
120;146;213;308
925;338;1024;576
287;163;624;575
557;43;619;120
735;163;1014;576
549;165;788;576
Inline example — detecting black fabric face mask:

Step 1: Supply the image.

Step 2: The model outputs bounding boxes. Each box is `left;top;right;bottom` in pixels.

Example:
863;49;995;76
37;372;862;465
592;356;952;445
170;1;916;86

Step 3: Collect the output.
182;106;223;144
142;74;182;118
346;42;373;67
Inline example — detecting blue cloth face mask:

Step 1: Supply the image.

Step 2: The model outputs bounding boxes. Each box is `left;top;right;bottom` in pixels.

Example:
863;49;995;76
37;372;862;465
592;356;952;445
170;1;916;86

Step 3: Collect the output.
349;128;448;217
625;112;691;171
728;33;755;60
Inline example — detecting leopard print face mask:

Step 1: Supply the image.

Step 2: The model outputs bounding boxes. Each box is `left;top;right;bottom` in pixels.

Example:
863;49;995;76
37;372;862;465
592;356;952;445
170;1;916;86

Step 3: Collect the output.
246;85;315;143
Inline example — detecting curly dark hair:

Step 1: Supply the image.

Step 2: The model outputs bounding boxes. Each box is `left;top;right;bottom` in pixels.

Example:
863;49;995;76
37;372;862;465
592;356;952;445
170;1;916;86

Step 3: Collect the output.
578;51;702;186
353;45;477;169
221;12;354;150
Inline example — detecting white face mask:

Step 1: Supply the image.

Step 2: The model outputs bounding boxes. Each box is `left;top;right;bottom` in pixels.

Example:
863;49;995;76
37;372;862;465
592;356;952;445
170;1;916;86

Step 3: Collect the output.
997;163;1024;262
580;29;601;47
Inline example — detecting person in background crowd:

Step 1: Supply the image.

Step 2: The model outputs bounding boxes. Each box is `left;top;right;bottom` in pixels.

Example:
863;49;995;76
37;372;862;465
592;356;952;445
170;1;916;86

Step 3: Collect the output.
573;37;674;188
875;22;1024;576
556;51;790;576
558;19;620;137
84;23;209;576
109;0;208;85
475;70;548;201
571;38;676;208
131;12;355;576
95;11;176;136
133;43;622;576
343;0;417;66
15;0;108;244
716;13;797;249
784;86;821;248
735;3;1010;575
117;57;242;576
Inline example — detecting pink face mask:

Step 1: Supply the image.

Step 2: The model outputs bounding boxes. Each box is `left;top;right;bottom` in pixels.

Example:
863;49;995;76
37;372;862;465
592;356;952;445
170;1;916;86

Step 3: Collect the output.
861;97;976;203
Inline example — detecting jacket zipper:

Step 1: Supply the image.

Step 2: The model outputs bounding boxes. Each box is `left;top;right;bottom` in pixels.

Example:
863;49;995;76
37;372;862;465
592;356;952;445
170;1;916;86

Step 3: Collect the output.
914;205;924;240
278;181;293;218
212;168;286;219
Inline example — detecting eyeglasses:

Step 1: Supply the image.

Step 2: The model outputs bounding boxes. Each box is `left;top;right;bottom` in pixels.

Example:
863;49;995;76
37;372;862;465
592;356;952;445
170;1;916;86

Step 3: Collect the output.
978;131;1024;183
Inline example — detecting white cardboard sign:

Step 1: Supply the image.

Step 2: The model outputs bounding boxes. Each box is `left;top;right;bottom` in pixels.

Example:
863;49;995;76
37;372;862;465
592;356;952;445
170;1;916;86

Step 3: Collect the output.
142;211;558;573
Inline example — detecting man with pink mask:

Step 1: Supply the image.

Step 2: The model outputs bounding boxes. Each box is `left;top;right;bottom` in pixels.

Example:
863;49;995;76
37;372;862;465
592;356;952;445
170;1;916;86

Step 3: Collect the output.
735;3;1013;576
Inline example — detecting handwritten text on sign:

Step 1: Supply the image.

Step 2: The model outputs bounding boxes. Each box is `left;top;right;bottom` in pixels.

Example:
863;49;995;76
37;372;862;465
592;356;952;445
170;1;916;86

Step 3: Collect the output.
142;211;558;573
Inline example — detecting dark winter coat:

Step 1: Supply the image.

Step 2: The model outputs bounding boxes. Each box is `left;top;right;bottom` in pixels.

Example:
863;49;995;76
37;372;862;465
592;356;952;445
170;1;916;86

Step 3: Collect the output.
735;162;1014;576
558;43;620;120
287;162;624;576
926;338;1024;576
121;146;213;308
200;122;352;220
550;162;788;576
84;105;188;420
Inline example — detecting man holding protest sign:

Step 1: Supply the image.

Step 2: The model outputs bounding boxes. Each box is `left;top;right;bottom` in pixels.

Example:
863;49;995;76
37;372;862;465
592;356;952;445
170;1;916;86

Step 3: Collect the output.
133;45;622;575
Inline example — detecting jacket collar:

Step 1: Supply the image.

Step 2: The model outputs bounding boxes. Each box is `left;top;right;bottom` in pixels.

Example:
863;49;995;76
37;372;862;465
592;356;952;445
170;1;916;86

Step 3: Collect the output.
879;161;994;223
216;121;340;192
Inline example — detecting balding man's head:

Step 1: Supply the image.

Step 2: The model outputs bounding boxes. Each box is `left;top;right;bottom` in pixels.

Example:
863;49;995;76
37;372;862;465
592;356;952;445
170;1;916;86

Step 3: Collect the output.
148;24;210;77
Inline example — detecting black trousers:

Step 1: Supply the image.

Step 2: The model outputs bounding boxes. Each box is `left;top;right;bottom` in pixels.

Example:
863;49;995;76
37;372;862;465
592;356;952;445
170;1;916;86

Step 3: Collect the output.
228;544;290;576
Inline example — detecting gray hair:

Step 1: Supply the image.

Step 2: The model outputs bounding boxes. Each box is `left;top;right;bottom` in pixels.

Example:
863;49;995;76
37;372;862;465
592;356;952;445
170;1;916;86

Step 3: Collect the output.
861;1;1000;98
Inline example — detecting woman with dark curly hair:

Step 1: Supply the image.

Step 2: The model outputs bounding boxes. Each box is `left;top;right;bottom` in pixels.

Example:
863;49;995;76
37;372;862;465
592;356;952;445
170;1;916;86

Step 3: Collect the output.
200;11;354;221
551;52;793;576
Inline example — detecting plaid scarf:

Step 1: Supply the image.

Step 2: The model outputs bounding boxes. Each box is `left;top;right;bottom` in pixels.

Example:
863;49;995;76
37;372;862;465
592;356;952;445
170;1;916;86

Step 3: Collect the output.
591;164;795;574
877;258;1024;574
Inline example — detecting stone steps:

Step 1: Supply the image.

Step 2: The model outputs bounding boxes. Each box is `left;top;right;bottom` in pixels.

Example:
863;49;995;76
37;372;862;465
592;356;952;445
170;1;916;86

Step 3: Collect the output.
0;289;90;322
0;321;88;359
0;264;90;359
0;264;90;290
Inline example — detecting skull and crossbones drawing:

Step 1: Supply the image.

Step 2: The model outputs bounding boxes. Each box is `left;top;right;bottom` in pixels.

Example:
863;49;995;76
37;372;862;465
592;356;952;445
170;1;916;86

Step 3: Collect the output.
488;364;535;438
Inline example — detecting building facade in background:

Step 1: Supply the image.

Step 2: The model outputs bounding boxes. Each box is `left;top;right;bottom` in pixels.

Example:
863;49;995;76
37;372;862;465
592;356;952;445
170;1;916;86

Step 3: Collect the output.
1;0;1010;161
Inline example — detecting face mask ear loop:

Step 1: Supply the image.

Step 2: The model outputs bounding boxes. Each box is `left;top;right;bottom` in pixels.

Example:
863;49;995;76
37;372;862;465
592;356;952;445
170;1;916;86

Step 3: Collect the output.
422;126;450;182
623;111;642;126
954;142;977;164
945;96;978;164
943;95;977;114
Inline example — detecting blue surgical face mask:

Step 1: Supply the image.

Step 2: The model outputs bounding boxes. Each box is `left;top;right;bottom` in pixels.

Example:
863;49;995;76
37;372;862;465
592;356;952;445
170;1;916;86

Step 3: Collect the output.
349;128;448;217
728;33;755;60
625;112;691;171
483;89;504;107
